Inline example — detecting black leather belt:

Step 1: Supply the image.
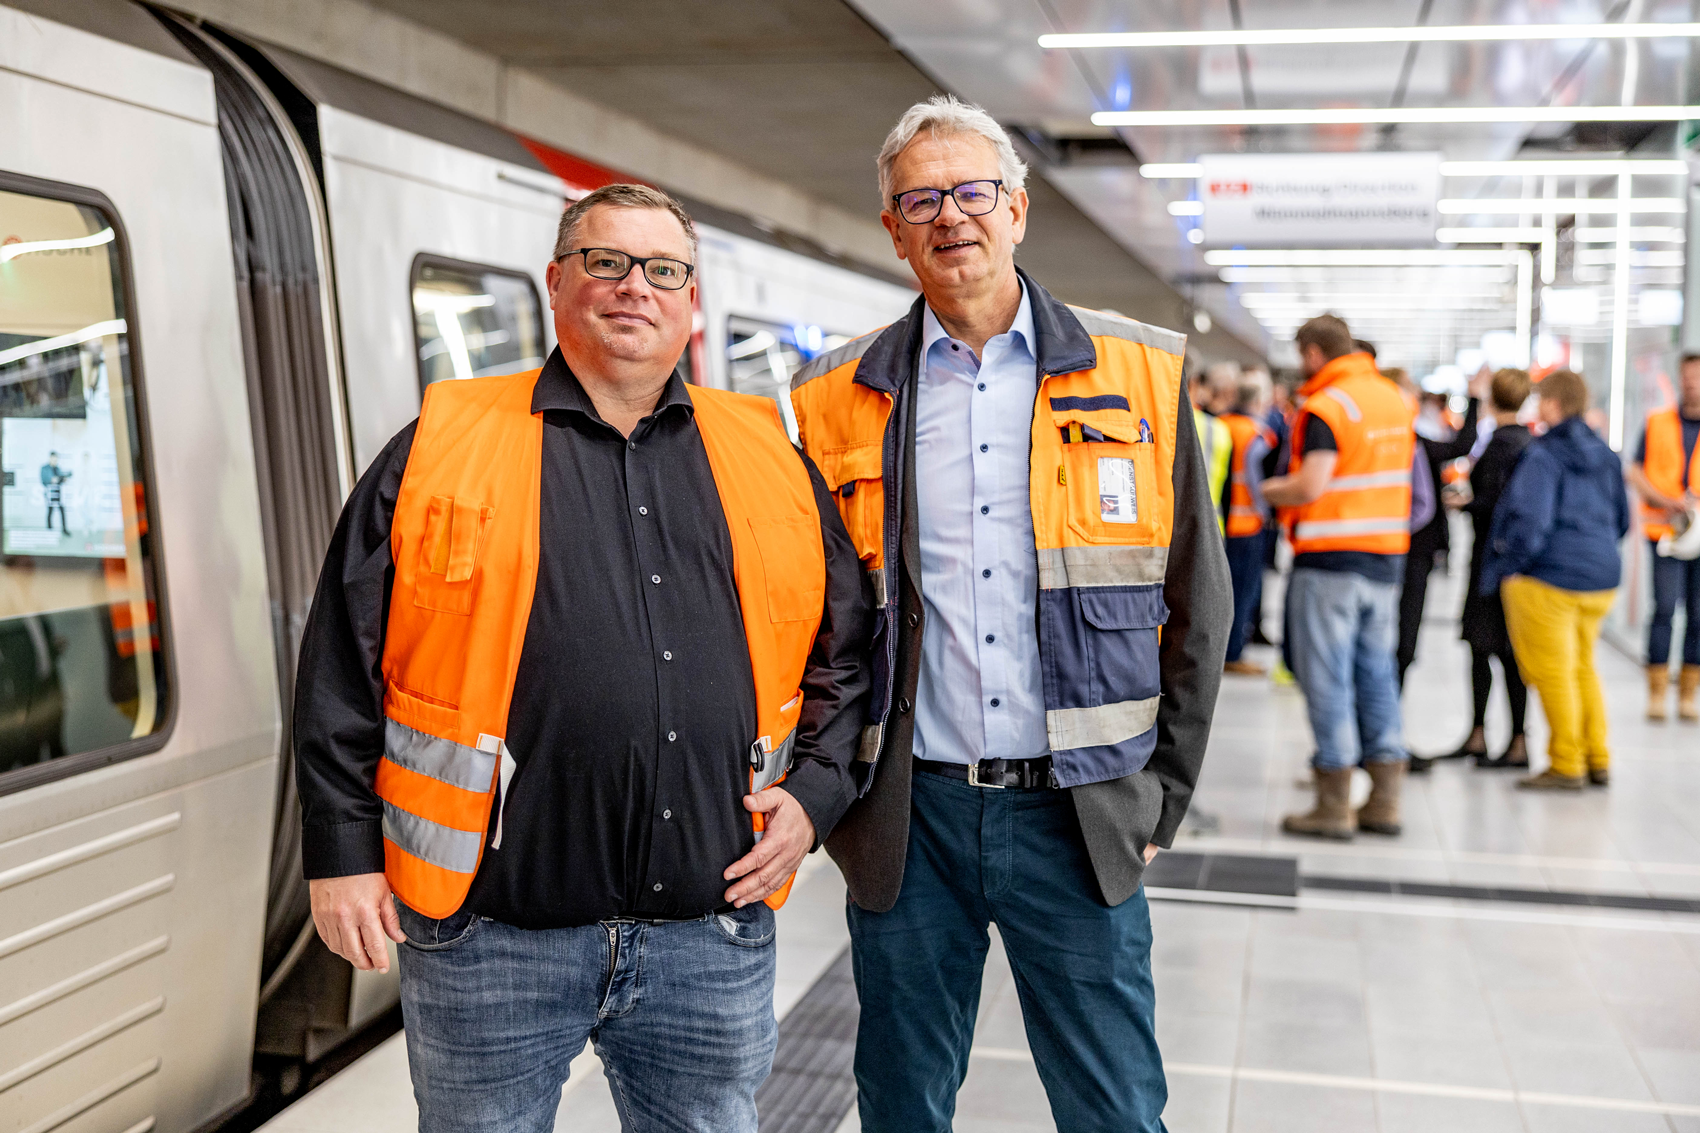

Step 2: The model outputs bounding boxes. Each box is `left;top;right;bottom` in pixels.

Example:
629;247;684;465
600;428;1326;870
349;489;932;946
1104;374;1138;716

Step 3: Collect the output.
915;756;1057;790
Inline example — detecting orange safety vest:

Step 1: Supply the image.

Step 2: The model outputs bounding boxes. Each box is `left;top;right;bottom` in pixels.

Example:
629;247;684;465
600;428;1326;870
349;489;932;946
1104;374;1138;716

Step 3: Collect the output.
1219;411;1274;538
792;297;1184;789
1638;407;1700;540
1285;352;1416;556
376;370;825;918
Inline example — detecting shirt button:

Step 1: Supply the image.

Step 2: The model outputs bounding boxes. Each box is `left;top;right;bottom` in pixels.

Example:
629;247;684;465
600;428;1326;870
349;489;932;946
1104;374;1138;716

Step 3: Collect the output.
652;574;661;584
980;505;989;515
977;382;986;391
629;441;637;451
653;882;663;891
979;443;988;453
639;506;649;515
668;731;677;742
982;569;992;578
986;634;995;643
990;698;1001;707
663;651;673;661
951;343;960;352
663;809;672;819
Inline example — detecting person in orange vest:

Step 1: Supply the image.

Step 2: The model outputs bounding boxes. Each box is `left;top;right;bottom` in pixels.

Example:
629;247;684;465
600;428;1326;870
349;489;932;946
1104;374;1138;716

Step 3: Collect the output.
790;96;1230;1132
1626;352;1700;721
1220;368;1277;674
292;184;872;1131
1262;315;1416;840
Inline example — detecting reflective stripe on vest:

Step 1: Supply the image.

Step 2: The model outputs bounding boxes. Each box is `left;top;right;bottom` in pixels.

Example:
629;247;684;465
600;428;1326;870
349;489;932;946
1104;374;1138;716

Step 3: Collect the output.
792;304;1185;790
1287;353;1415;557
1640;407;1700;540
377;370;823;918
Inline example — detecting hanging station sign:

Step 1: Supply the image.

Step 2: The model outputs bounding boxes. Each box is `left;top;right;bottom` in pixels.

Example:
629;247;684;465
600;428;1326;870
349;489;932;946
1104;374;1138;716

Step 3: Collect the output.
1198;152;1442;247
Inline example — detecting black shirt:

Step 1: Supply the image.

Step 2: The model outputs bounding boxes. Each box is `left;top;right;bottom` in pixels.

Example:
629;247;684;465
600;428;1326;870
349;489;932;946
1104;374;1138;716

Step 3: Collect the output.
1291;415;1406;585
293;351;872;928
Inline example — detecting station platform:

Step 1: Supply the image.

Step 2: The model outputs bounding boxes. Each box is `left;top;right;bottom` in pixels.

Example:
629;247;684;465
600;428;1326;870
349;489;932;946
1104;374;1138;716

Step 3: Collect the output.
258;570;1700;1133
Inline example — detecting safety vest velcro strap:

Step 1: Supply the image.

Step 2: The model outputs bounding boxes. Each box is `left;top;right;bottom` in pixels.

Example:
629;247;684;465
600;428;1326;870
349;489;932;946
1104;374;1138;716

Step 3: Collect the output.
1046;694;1161;752
1037;545;1168;589
1325;469;1412;492
867;566;888;608
1294;517;1411;540
382;801;483;874
383;718;497;792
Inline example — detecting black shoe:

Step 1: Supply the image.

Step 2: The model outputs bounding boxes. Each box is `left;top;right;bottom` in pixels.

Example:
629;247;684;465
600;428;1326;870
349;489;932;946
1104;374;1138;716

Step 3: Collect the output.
1249;626;1275;646
1408;755;1434;774
1477;737;1529;770
1432;741;1488;762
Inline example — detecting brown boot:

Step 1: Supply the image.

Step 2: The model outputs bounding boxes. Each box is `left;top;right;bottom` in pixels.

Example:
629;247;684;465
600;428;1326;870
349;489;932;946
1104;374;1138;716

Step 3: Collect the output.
1282;766;1355;840
1648;666;1670;722
1356;761;1406;836
1680;665;1700;723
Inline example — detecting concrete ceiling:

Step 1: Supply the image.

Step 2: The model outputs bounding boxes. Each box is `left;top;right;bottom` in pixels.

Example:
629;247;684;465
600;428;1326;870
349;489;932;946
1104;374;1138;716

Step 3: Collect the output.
358;0;1266;364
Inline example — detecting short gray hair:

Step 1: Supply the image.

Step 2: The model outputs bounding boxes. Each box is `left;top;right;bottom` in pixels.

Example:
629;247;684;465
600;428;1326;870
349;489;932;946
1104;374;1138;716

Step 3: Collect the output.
552;183;698;262
877;95;1029;204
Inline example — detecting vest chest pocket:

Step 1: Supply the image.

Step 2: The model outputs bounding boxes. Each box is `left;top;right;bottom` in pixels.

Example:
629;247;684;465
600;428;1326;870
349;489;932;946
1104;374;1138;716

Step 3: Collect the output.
820;441;885;570
748;515;826;623
415;495;493;615
1058;433;1158;545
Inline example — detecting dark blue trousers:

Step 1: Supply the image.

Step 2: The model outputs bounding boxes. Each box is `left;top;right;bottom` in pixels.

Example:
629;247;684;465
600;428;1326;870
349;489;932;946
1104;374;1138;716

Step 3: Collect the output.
847;769;1168;1133
1224;530;1267;662
1648;547;1700;666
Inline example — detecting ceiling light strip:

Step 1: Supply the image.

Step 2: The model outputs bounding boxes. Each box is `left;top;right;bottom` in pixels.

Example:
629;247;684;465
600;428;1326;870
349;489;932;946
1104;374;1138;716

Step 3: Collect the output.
1205;249;1524;266
1042;23;1700;49
1145;160;1688;179
1096;106;1700;127
1438;197;1684;214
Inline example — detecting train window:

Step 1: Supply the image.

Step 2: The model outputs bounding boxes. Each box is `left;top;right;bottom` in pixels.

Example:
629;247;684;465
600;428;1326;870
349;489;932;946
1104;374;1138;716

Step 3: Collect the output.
0;181;169;786
411;255;546;392
727;316;850;441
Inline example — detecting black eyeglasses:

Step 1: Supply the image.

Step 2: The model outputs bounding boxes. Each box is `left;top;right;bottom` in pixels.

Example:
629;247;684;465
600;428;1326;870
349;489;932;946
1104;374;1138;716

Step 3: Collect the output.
890;179;1004;224
561;247;695;290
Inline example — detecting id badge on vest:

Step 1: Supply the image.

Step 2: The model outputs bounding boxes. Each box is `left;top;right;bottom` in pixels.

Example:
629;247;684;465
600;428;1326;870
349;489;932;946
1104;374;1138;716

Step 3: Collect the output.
1098;456;1139;524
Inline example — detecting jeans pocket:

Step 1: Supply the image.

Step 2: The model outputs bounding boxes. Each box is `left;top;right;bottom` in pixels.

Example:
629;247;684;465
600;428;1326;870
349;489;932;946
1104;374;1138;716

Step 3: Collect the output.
712;903;776;949
396;900;482;951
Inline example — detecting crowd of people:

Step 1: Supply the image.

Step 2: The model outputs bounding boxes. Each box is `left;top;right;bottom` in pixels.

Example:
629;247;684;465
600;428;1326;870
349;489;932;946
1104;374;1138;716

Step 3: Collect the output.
1197;315;1699;835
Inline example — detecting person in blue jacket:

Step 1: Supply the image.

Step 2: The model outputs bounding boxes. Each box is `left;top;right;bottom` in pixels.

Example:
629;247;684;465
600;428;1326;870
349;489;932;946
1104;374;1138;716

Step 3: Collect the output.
1479;370;1630;790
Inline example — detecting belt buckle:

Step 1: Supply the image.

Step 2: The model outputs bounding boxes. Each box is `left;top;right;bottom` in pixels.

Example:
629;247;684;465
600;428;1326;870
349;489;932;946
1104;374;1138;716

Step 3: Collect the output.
967;762;1006;789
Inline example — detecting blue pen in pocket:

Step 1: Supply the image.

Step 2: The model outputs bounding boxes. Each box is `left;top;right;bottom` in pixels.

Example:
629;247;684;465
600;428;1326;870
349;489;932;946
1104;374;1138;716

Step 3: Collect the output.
1138;418;1154;444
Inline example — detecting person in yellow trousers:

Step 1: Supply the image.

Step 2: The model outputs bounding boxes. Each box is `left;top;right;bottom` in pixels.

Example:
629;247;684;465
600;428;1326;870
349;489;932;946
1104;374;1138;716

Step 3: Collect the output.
1479;371;1630;789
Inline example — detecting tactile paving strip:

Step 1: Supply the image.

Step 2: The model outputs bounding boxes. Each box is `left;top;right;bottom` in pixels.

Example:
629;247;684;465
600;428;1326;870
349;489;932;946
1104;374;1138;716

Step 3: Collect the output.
756;947;858;1133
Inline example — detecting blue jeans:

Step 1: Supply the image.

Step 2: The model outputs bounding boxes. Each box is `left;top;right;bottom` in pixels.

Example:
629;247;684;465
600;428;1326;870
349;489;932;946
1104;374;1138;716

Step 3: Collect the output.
847;770;1168;1133
1286;566;1407;770
395;901;777;1132
1648;546;1700;666
1224;531;1267;662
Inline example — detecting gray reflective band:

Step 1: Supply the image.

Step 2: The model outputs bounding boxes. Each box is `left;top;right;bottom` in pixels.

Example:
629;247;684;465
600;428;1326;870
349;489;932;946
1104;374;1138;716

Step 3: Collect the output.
857;722;884;763
1066;306;1187;358
1047;695;1161;752
1294;517;1410;539
1229;506;1261;516
382;802;482;874
1037;545;1168;589
1323;386;1363;421
790;331;879;390
1326;469;1411;491
383;718;496;793
753;730;796;793
868;566;888;608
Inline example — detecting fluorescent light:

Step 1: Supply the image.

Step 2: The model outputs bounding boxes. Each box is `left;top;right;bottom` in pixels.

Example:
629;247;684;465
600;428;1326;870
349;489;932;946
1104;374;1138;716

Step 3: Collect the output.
0;319;126;367
1092;106;1700;127
1218;266;1513;282
1205;249;1523;265
1167;200;1204;216
0;227;114;264
1140;163;1204;178
1575;248;1686;265
1437;227;1546;242
1439;159;1688;177
1042;23;1700;49
1437;197;1685;214
1573;226;1685;242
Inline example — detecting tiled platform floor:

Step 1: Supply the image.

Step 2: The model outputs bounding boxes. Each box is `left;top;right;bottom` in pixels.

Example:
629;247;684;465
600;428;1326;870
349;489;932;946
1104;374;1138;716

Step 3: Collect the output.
263;563;1700;1132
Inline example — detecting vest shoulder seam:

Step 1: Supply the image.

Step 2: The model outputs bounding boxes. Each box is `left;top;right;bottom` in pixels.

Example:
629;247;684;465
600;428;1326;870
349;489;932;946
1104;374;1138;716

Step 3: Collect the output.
791;329;885;390
1065;305;1187;357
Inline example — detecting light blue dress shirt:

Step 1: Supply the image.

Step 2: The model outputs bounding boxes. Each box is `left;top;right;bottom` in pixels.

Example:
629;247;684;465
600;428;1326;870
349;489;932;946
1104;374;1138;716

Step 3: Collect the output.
912;283;1051;765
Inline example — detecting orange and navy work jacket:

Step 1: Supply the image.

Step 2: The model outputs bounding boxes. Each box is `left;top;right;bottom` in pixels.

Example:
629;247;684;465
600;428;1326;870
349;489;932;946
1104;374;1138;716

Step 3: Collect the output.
790;273;1186;790
376;371;824;918
1638;407;1700;540
1219;411;1275;538
1285;352;1416;557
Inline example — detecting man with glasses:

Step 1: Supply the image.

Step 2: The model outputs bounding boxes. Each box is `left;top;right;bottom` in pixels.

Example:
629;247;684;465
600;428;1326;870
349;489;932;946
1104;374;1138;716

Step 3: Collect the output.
791;97;1230;1131
294;183;871;1131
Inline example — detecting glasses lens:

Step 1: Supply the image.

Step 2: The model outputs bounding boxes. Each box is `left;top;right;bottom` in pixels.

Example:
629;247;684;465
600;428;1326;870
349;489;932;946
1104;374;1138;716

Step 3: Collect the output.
953;181;1000;215
580;249;631;279
898;189;943;223
643;258;690;290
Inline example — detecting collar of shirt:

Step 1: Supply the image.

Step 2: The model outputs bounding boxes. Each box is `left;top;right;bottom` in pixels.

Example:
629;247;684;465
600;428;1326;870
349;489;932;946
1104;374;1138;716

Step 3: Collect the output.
919;280;1034;376
530;347;695;427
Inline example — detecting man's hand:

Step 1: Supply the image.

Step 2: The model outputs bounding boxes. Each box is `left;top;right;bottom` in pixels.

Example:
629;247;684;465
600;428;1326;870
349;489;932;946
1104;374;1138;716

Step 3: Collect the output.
309;873;406;973
1144;844;1160;865
723;787;815;908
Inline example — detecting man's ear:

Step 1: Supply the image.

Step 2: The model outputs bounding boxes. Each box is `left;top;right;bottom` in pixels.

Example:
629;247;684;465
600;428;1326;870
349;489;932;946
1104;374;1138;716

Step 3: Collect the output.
880;211;908;261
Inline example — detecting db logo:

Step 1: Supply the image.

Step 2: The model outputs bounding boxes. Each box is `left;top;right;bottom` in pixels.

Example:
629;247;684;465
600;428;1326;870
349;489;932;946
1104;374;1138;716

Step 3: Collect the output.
1208;181;1251;198
1;236;20;247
